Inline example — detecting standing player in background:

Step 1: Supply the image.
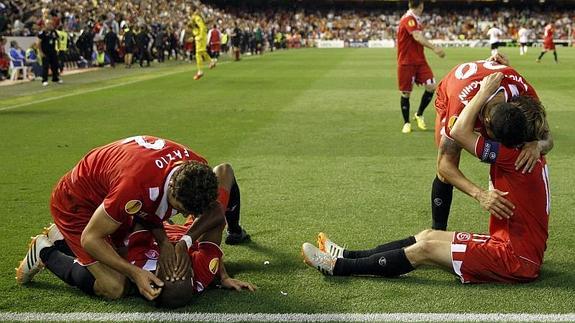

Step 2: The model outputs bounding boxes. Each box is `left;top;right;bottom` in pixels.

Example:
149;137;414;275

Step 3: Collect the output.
430;55;553;231
231;23;242;61
396;0;445;134
517;25;530;56
537;23;558;63
208;24;222;65
486;25;503;56
189;11;215;80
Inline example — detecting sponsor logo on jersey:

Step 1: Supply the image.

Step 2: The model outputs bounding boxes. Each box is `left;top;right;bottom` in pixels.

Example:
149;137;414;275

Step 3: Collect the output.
209;258;220;274
125;200;142;215
456;232;471;241
408;19;415;27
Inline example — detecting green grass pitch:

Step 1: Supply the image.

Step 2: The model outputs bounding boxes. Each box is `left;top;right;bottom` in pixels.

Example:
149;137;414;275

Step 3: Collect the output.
0;47;574;314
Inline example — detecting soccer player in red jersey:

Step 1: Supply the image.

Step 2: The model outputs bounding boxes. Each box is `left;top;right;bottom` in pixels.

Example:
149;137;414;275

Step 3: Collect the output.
396;0;445;134
430;54;553;231
303;73;550;284
537;23;558;63
16;135;249;300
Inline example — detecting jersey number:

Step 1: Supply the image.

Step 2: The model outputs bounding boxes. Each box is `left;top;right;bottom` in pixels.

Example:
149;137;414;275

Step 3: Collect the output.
454;61;507;80
122;136;166;150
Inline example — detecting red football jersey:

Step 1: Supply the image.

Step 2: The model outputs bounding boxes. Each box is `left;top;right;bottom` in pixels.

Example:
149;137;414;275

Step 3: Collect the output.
397;10;426;65
63;135;208;226
544;24;554;41
475;136;550;265
435;60;539;140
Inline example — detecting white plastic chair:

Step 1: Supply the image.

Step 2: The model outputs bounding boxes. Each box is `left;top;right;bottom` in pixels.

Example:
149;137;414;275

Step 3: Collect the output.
8;53;27;81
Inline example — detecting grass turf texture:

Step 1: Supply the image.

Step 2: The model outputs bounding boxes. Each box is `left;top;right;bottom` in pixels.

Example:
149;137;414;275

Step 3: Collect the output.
0;47;574;314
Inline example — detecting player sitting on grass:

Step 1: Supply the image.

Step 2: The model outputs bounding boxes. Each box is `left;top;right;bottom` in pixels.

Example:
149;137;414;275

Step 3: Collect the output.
303;72;550;284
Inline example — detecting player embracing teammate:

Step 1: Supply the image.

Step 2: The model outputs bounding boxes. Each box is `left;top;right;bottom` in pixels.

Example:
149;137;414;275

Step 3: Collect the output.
396;0;445;134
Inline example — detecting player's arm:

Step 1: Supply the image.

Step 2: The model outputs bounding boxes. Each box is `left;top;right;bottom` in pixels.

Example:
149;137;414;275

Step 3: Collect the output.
412;30;445;58
218;256;256;292
450;72;515;219
81;204;164;300
183;201;226;242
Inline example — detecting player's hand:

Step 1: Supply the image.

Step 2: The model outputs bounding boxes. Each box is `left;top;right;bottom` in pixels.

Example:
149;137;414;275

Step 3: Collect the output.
479;72;503;97
131;267;164;301
174;240;192;280
433;46;445;58
221;277;257;292
477;189;515;220
516;141;541;173
488;52;509;66
158;241;177;281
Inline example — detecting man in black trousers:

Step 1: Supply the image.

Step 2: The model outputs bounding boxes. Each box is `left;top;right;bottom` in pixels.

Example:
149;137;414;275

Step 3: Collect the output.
38;20;61;86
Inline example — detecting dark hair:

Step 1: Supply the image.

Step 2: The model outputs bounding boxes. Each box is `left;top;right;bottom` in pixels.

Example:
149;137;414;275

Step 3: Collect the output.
172;161;218;215
409;0;423;9
509;96;548;142
490;102;528;147
154;269;194;309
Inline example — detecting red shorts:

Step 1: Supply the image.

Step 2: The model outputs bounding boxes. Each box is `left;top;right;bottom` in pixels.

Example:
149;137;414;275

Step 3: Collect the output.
210;44;221;53
451;232;540;284
126;230;223;293
543;40;555;50
397;63;435;92
184;41;194;52
50;175;132;266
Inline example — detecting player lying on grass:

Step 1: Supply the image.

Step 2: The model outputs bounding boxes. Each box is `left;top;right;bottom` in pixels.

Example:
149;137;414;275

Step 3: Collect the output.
29;215;255;308
430;53;553;231
303;72;550;284
16;136;250;300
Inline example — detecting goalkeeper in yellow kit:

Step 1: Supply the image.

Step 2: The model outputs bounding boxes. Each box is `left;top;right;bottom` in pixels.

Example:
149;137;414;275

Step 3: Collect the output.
189;11;216;80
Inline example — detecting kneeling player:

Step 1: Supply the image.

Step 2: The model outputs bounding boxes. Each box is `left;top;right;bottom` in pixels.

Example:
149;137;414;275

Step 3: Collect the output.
303;73;550;284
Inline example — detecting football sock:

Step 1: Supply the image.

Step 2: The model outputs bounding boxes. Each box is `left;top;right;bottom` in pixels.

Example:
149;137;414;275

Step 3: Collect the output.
333;249;414;277
417;90;434;116
431;175;453;230
538;52;546;60
401;96;410;123
54;239;75;257
40;246;95;295
343;236;416;259
225;180;242;234
553;51;558;62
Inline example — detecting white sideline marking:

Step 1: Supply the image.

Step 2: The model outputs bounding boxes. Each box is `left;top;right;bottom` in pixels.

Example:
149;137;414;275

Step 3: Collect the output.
1;312;574;322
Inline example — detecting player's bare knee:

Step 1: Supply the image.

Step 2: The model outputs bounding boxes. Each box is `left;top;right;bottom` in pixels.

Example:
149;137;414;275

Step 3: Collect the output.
415;229;434;242
425;83;436;93
401;91;411;98
94;277;126;299
404;242;428;267
213;163;235;188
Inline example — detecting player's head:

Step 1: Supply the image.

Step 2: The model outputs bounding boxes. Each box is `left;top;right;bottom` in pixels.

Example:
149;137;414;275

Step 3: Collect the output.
408;0;424;11
169;161;218;215
154;268;194;308
484;102;528;147
509;96;548;141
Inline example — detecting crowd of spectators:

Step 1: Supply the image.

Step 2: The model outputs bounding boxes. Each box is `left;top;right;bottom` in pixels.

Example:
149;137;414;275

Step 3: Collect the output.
0;0;573;81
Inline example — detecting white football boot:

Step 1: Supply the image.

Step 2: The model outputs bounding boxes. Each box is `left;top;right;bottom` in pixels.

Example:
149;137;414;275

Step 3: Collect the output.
302;242;336;276
43;223;64;244
16;234;53;284
317;232;345;258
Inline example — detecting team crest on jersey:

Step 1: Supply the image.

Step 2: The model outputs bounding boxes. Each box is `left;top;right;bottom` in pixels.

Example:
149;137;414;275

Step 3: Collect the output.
209;258;220;274
448;116;458;130
125;200;142;215
456;232;471;241
408;19;415;27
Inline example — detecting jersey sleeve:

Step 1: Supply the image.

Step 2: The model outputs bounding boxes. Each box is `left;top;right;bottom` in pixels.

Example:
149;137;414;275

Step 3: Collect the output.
404;18;419;34
103;176;144;224
474;136;518;171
